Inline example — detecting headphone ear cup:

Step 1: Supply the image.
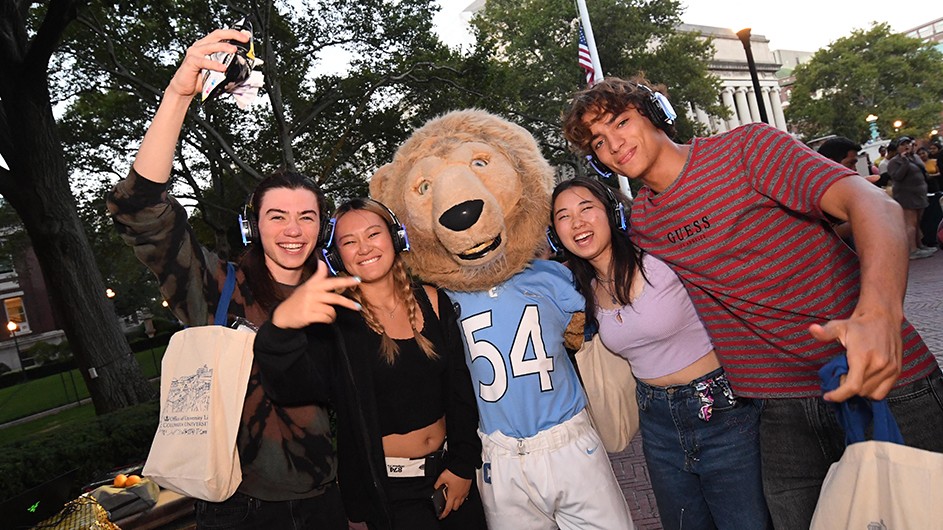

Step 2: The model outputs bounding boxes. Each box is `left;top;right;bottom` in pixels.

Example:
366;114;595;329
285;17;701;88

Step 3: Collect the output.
238;214;252;245
317;216;332;248
613;202;627;232
324;247;345;274
602;186;628;232
646;97;669;126
546;227;563;254
586;154;615;180
391;224;410;254
239;196;257;245
320;217;345;274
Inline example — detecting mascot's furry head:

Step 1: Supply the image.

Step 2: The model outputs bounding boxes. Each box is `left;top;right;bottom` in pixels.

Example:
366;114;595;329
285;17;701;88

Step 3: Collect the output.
370;109;554;292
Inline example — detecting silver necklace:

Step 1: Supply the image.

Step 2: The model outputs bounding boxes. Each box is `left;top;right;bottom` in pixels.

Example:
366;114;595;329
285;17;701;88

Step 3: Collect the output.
596;276;619;305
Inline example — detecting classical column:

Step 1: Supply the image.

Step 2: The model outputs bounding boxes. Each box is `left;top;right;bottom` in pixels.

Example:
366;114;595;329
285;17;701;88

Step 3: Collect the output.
734;87;752;125
694;105;711;133
760;86;779;128
684;101;697;128
747;87;760;123
721;87;739;130
769;87;788;131
712;115;728;134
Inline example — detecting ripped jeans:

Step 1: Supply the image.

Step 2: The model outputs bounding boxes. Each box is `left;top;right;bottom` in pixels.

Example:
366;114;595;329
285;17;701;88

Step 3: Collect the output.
636;367;772;530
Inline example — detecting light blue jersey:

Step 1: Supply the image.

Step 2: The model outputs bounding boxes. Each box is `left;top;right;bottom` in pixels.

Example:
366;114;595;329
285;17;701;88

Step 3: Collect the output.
447;260;587;438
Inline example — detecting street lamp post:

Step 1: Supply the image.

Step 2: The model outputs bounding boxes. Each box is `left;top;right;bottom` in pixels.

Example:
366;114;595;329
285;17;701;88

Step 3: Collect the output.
7;321;26;383
866;114;879;140
736;28;769;125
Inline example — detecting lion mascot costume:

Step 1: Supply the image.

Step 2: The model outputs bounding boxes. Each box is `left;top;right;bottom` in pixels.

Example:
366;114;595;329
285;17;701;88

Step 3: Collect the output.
370;110;634;530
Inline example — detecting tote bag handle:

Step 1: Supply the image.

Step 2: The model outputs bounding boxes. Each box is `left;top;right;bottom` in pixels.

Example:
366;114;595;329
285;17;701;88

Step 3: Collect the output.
818;355;904;445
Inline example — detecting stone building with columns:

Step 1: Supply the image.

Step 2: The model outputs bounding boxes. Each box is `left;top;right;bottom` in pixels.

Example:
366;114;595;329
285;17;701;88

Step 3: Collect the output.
678;24;791;134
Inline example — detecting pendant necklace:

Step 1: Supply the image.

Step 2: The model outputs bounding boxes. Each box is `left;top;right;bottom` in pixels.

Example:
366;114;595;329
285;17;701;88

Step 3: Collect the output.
385;300;400;318
596;276;623;323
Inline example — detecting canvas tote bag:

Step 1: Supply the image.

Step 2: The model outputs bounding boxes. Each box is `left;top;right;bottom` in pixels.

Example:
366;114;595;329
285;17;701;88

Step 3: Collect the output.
810;356;943;530
143;263;255;502
575;331;639;453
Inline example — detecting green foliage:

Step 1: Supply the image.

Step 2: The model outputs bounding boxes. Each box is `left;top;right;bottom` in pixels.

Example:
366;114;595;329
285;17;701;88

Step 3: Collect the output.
0;400;159;500
471;0;722;168
786;23;943;142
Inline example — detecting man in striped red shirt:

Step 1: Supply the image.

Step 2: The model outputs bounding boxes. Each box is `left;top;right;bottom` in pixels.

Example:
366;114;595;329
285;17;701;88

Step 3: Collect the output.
562;76;943;529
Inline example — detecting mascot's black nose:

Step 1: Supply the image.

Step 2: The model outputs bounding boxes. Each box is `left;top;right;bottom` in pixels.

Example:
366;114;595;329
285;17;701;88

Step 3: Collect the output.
439;199;484;232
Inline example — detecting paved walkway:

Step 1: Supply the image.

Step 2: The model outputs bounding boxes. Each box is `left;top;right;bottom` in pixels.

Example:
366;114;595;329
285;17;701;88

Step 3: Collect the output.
610;251;943;528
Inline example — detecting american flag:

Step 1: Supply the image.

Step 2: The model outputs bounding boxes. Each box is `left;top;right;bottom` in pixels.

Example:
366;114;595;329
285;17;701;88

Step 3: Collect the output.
578;25;596;85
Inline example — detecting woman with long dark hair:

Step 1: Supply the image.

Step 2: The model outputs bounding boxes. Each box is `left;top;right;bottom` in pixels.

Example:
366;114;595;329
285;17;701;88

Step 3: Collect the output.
549;177;771;530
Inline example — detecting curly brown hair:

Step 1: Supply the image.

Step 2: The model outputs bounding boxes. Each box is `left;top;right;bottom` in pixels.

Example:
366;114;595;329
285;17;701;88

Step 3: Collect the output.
562;75;675;155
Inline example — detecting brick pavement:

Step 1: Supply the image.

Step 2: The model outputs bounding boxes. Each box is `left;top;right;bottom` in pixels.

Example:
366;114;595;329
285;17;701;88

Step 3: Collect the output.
609;251;942;529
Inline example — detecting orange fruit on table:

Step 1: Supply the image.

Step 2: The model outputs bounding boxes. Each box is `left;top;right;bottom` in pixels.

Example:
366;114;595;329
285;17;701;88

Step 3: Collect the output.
124;475;142;487
113;474;128;488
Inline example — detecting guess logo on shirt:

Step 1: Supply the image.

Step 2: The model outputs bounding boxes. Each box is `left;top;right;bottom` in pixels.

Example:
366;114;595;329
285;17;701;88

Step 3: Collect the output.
665;215;712;244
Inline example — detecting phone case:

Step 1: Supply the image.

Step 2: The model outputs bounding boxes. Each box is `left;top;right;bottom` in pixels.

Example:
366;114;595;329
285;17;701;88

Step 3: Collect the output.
431;484;448;517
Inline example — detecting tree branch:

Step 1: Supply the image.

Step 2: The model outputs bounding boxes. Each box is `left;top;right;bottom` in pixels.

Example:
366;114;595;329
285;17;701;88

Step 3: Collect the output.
25;0;84;72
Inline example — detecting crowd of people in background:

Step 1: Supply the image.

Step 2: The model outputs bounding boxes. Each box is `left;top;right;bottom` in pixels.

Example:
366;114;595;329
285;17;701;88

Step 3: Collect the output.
819;135;942;258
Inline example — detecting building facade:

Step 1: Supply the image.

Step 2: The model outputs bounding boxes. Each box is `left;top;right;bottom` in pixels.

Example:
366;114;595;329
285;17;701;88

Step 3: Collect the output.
0;241;65;374
678;24;790;134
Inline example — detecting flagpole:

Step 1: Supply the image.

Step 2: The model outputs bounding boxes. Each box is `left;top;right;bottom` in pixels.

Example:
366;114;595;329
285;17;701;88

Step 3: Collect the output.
576;0;602;86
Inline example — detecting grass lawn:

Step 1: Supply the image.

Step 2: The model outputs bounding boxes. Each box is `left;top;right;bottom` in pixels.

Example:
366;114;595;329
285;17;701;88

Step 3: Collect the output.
0;346;165;425
0;404;96;446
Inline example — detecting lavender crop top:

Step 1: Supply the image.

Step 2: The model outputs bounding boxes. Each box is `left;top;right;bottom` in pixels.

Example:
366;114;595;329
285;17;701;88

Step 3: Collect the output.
597;254;713;379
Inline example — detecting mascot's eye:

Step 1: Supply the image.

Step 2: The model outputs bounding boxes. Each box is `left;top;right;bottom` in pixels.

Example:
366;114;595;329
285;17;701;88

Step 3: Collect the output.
471;158;488;167
417;180;431;195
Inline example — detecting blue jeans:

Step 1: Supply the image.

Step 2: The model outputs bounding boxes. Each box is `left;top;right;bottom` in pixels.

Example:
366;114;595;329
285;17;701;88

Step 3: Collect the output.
760;368;943;530
636;367;772;530
194;482;347;530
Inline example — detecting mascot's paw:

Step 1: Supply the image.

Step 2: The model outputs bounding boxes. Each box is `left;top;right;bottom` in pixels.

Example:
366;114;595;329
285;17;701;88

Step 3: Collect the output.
564;312;586;352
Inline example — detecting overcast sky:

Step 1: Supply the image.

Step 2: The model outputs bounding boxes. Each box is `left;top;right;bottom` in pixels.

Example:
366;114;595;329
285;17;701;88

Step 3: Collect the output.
433;1;939;53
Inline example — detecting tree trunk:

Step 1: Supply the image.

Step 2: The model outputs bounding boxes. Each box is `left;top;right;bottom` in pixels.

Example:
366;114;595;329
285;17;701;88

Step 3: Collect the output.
0;2;156;414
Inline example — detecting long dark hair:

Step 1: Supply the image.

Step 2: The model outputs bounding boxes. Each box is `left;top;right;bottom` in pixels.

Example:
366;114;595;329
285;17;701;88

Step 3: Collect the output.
550;177;646;328
239;169;326;314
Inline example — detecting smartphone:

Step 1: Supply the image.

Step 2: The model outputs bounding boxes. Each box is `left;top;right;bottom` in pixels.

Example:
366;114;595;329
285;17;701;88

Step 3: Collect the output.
855;153;870;177
431;484;448;518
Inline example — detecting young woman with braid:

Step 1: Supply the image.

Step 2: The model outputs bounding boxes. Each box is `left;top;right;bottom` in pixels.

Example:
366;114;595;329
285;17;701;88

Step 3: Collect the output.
254;198;487;530
550;177;771;530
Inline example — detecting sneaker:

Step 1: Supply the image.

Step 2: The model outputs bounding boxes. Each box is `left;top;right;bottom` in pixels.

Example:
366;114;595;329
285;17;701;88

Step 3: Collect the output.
909;248;936;260
918;245;939;254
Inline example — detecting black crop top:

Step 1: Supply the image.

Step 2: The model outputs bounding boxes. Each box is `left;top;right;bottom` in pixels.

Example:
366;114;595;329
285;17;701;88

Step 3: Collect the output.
371;287;448;436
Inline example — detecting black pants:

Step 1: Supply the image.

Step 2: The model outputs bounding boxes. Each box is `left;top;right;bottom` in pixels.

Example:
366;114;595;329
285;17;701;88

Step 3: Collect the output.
921;191;942;247
370;473;487;530
195;482;347;530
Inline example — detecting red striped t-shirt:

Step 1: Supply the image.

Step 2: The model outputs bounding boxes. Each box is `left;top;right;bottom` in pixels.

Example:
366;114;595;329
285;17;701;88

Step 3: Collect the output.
630;123;936;398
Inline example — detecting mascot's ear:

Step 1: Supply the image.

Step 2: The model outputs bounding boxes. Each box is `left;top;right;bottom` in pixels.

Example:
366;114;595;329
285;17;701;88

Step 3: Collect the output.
369;163;396;203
